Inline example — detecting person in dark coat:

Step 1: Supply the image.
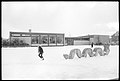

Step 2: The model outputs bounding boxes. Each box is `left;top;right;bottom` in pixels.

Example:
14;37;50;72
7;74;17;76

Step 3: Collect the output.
38;45;44;60
91;42;94;48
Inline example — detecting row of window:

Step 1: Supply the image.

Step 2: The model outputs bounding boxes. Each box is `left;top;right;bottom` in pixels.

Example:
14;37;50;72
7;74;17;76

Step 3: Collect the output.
11;33;64;45
11;33;63;37
11;34;40;37
31;35;64;44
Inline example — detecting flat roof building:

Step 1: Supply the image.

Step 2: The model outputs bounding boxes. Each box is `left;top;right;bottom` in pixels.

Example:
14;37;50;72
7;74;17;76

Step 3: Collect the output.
9;30;110;46
9;31;64;47
65;35;110;45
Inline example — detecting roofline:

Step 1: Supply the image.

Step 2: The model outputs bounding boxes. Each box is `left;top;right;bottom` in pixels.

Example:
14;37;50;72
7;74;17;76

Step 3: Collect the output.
65;36;89;39
10;31;64;35
78;34;110;37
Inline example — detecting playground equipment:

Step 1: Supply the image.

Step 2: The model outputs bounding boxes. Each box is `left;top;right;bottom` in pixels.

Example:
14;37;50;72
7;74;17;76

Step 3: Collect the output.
82;48;94;57
63;44;110;59
63;49;82;60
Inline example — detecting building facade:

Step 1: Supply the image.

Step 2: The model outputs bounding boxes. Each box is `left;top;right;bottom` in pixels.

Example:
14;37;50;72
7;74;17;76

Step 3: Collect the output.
10;31;64;47
65;36;90;45
9;30;110;46
88;35;110;45
65;35;110;45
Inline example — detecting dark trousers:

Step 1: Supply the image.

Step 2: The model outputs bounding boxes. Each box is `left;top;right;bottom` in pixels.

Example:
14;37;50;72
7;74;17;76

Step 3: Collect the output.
91;44;93;48
38;53;43;58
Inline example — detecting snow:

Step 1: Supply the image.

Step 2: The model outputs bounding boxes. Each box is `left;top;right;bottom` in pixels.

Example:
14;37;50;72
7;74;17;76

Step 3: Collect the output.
2;45;119;80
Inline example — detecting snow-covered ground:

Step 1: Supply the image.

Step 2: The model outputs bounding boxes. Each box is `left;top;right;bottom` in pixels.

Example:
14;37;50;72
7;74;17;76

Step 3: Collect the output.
2;45;119;80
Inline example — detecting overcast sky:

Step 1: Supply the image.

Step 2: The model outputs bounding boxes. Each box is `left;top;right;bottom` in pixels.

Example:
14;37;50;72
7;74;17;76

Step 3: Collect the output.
2;1;119;38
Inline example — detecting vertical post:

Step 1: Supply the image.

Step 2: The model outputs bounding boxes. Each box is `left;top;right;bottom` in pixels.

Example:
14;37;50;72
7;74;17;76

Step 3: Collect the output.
109;36;111;45
56;35;57;46
98;35;100;45
29;29;32;47
48;35;49;46
9;32;11;47
39;34;40;44
63;34;64;46
30;33;32;46
88;34;90;45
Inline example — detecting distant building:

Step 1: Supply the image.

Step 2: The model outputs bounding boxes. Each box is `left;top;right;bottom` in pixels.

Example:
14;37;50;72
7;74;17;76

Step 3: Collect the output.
65;36;89;45
9;29;110;46
83;35;110;45
65;35;110;45
9;30;64;47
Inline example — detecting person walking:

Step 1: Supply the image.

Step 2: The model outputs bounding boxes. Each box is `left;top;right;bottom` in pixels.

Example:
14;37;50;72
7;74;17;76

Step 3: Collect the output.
91;42;94;48
38;44;44;60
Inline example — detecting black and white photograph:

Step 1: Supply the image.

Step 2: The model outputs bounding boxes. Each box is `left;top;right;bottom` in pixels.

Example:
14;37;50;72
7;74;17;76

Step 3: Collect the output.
2;1;119;80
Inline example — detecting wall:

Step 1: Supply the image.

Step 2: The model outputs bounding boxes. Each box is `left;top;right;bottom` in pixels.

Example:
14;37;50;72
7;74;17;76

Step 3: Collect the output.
99;35;110;44
93;35;110;44
74;40;90;45
93;35;99;44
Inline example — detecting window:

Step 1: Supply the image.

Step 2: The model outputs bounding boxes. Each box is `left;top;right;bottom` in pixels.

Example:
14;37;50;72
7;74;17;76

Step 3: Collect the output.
56;35;64;44
31;34;39;36
49;35;56;44
67;39;74;45
22;34;30;37
82;38;89;40
11;34;21;37
31;37;39;44
41;35;48;44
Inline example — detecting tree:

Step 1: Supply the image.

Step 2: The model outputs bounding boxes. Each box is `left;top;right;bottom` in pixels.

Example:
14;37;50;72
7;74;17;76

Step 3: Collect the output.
111;31;119;45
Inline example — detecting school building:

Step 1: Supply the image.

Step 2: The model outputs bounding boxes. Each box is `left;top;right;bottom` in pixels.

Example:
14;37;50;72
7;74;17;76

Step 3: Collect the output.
9;30;64;47
9;30;110;46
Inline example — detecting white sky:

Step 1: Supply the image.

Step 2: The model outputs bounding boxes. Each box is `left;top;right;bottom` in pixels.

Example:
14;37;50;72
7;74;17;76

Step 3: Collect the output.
2;1;119;38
